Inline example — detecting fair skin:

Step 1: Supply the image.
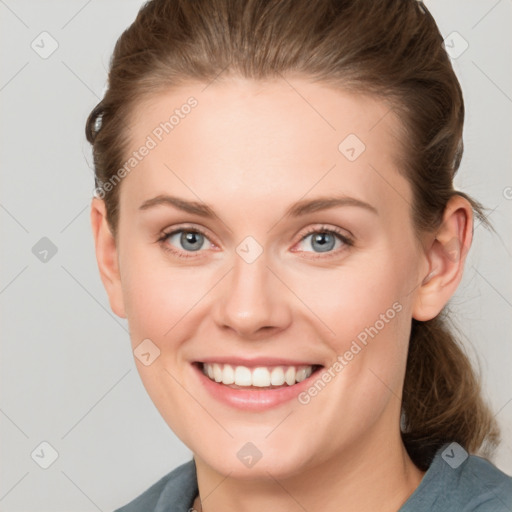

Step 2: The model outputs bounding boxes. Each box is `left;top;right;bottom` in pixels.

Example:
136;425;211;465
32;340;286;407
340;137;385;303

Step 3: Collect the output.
91;77;472;512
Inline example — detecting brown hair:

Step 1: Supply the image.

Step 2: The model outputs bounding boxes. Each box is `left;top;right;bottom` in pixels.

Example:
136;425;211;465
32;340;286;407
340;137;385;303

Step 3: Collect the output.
85;0;500;470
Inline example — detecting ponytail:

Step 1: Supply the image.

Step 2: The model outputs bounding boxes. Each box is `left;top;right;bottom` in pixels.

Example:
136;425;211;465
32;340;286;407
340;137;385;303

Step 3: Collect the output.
401;315;500;470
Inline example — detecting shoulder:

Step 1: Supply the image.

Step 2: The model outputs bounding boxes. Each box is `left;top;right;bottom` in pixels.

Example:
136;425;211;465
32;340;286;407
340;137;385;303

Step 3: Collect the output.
113;459;198;512
400;442;512;512
456;451;512;511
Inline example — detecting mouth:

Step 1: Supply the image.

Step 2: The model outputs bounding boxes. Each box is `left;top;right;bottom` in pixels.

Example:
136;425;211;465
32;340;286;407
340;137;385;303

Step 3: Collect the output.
194;362;324;390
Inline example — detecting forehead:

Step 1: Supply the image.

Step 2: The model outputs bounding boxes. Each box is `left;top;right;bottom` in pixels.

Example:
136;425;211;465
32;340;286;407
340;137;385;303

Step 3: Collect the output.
121;76;411;219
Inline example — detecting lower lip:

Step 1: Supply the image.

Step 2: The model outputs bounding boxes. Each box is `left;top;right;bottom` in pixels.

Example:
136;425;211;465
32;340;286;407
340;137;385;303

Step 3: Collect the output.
192;363;323;411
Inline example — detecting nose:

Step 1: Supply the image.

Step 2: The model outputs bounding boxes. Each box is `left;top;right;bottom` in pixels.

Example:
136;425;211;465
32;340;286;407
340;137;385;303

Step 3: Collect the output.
212;252;292;340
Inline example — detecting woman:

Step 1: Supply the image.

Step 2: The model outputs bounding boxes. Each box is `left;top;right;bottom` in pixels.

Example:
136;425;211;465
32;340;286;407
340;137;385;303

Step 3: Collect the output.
86;0;512;510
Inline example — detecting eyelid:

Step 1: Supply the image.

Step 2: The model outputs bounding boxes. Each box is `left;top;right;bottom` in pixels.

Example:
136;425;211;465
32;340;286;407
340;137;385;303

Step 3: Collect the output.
291;224;354;258
157;223;354;259
157;224;217;259
158;223;215;244
296;224;353;244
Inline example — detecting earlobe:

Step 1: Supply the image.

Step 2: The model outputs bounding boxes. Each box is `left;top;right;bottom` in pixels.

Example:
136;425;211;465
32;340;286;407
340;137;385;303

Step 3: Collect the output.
90;198;126;318
412;195;473;321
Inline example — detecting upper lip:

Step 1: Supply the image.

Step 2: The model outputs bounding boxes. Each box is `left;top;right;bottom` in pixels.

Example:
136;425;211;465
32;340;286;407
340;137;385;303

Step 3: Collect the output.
196;357;323;367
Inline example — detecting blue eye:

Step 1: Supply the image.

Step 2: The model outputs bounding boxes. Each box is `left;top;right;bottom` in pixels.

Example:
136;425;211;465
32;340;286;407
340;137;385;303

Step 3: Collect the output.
159;228;211;257
158;225;353;259
306;232;337;252
297;227;353;255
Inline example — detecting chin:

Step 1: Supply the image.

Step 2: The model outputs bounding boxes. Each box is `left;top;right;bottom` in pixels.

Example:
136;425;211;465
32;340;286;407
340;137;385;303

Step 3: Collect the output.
196;444;314;481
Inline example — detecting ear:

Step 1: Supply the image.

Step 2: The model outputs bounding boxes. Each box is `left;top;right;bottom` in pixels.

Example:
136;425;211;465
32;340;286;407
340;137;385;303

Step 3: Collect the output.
412;195;473;321
90;197;126;318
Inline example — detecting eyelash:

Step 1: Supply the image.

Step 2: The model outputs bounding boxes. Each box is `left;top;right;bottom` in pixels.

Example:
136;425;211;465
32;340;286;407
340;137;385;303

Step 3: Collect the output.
297;225;354;260
157;224;354;260
157;225;212;259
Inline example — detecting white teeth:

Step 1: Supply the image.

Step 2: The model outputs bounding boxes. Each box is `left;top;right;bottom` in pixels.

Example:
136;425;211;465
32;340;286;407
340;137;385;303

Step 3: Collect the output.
252;367;271;387
213;363;222;382
234;366;252;386
295;367;309;382
270;367;285;386
285;366;296;385
202;363;314;387
222;364;235;384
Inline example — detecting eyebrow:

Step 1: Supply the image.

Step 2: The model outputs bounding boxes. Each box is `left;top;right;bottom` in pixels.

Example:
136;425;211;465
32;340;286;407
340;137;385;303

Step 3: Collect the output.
138;194;378;217
139;195;215;216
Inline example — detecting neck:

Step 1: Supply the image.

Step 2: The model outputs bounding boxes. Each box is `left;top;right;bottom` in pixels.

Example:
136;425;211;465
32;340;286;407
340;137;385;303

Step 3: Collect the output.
192;429;426;512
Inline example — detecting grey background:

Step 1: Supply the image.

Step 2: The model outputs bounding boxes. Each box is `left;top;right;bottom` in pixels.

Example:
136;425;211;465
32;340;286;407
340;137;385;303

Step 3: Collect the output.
0;0;511;510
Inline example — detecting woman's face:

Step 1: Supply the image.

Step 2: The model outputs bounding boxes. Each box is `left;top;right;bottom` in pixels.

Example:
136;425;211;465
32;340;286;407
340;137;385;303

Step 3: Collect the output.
108;77;429;478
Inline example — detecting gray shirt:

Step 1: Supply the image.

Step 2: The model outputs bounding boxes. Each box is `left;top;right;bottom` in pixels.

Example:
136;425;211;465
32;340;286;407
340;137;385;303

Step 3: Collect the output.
114;442;512;511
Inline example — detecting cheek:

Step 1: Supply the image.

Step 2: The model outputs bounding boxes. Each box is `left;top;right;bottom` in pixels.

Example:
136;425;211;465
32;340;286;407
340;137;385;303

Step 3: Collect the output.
118;241;210;346
117;248;212;436
296;260;413;434
123;269;209;346
300;254;411;344
301;248;414;387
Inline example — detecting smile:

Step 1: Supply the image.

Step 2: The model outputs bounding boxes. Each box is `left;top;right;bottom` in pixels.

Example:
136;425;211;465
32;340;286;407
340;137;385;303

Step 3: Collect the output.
201;362;320;389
